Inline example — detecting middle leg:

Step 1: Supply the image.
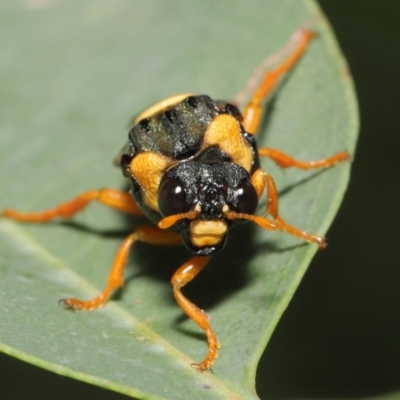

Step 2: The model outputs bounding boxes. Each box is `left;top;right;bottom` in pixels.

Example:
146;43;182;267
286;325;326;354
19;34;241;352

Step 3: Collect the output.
61;226;182;310
258;147;350;170
1;188;143;223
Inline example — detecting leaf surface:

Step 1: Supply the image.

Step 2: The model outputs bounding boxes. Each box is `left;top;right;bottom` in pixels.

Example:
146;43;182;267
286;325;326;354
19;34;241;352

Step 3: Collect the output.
0;1;358;399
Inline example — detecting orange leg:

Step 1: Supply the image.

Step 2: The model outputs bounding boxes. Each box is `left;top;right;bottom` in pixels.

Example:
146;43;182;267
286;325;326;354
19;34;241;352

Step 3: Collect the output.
242;29;314;134
171;255;220;371
251;169;326;248
258;148;350;170
1;188;143;222
60;226;182;310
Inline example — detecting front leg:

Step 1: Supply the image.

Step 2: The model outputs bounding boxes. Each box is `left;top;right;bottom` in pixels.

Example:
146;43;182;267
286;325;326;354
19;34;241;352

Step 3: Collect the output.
171;255;220;371
251;169;326;249
61;227;182;310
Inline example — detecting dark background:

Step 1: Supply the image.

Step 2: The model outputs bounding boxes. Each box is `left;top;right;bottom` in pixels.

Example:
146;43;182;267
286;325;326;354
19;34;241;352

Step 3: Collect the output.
259;1;400;398
1;1;399;399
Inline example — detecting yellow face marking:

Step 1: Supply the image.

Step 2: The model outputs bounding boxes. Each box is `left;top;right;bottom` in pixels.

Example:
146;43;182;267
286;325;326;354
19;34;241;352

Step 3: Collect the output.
202;114;253;172
134;93;194;124
130;152;173;211
190;219;228;247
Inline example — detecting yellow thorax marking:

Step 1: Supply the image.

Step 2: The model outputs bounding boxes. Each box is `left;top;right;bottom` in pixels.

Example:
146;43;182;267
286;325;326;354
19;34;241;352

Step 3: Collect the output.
203;114;253;172
130;152;173;211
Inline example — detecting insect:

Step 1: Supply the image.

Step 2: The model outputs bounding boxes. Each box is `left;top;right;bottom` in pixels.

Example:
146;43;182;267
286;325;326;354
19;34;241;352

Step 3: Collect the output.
1;28;349;371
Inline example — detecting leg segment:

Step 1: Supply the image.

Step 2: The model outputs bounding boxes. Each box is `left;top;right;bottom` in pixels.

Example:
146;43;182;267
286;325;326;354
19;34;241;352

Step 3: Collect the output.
258;148;350;170
251;169;326;248
1;188;143;222
171;255;219;371
61;226;182;310
242;29;314;134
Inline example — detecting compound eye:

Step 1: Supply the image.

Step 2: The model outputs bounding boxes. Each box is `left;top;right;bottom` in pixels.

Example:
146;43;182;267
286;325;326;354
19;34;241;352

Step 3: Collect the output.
236;178;258;215
158;177;187;217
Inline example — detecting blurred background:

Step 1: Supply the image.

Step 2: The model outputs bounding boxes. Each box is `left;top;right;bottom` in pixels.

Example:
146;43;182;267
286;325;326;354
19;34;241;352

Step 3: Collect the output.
1;1;399;399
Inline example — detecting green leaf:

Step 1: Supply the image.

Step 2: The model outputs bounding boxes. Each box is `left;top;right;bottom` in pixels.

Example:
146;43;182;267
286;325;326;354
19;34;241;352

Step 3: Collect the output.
0;0;357;399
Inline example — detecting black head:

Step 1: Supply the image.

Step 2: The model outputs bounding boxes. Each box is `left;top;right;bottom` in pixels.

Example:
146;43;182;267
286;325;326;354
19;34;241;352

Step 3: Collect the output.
157;161;258;255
